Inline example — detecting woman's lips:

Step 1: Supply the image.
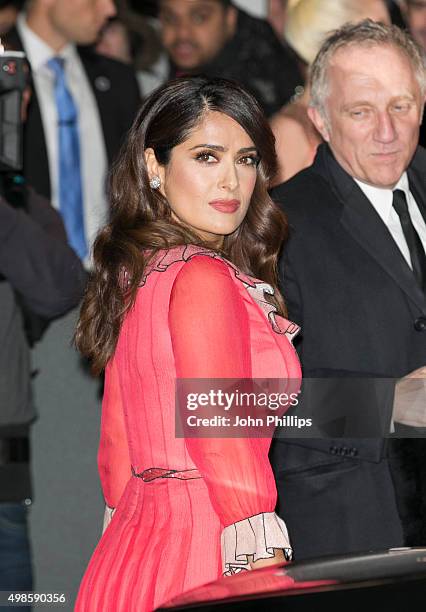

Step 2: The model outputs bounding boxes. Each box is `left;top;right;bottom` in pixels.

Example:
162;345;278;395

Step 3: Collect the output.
208;199;241;213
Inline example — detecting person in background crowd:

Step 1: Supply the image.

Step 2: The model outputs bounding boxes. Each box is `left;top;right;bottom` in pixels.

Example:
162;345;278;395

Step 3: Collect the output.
270;0;390;184
4;0;141;263
96;16;132;64
139;0;303;117
1;0;141;598
267;0;289;38
95;1;164;97
386;0;407;27
0;65;86;592
401;1;426;146
0;0;23;33
270;19;426;561
401;0;426;51
268;0;309;39
0;184;86;596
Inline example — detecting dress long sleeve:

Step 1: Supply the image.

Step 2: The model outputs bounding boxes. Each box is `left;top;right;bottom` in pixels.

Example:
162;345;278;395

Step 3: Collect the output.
98;358;131;513
169;256;292;572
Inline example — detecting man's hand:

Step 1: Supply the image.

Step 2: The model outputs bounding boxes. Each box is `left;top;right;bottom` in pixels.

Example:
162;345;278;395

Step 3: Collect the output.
393;366;426;427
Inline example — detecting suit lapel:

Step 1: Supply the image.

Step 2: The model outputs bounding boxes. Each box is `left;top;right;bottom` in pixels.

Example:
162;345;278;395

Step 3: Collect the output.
78;48;114;164
340;185;426;311
317;145;426;312
407;149;426;226
25;92;51;198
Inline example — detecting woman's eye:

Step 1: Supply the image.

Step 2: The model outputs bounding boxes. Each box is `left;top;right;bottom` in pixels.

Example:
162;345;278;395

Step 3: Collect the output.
238;155;259;167
195;152;217;163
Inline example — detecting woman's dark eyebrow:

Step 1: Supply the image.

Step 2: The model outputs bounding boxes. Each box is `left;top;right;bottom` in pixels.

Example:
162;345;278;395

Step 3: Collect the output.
189;144;258;153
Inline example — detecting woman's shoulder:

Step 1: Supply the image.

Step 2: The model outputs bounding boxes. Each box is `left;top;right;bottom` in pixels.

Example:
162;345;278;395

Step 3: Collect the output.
169;248;301;343
167;249;247;326
173;250;237;294
141;245;266;301
141;245;231;286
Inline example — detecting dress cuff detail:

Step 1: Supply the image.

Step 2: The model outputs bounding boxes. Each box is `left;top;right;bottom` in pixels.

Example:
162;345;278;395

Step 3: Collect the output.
102;505;115;533
221;512;292;575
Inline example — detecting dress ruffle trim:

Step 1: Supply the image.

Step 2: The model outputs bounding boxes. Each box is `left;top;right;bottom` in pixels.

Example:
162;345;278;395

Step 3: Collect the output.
102;505;115;533
140;245;300;342
221;511;293;575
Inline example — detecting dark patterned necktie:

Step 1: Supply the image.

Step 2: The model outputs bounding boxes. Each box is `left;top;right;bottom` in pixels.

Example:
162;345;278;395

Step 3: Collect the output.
392;189;426;292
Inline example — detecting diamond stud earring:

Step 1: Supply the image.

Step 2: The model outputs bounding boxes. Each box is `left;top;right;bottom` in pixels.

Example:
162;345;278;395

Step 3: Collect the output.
150;176;161;190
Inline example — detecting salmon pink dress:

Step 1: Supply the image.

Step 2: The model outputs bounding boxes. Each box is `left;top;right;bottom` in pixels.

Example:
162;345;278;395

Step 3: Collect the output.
75;245;302;612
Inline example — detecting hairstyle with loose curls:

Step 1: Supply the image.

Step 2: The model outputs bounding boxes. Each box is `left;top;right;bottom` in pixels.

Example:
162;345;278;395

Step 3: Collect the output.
76;76;288;374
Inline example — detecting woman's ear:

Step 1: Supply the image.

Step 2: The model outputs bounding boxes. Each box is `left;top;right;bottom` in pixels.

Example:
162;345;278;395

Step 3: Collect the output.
144;148;166;194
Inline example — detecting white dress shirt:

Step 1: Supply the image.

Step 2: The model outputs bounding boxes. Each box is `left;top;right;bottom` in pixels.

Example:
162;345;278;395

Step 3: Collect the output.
17;14;108;267
355;172;426;269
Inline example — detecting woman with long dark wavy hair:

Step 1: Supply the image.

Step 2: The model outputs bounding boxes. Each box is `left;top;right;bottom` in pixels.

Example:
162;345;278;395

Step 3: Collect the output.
74;76;301;611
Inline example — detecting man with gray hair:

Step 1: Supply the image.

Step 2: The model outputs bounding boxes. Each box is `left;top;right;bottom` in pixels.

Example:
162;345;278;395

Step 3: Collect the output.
271;19;426;560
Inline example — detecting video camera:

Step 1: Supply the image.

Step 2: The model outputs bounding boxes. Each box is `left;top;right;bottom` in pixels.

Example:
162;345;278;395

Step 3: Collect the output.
0;43;28;172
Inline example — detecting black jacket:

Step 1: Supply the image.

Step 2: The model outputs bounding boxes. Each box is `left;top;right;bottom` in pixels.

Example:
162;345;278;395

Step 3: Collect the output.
276;144;426;378
4;28;141;200
269;144;426;560
0;182;86;500
170;8;303;118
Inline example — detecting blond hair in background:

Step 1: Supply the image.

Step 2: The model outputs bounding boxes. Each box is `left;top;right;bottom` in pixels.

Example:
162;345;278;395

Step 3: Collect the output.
285;0;390;64
270;0;390;185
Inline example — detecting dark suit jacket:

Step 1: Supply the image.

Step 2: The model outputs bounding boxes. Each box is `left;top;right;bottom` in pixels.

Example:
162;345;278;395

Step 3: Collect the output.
270;144;426;560
4;28;141;200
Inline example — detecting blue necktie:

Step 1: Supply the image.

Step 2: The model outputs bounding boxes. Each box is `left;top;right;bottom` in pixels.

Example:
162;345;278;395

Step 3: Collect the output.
48;57;87;259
